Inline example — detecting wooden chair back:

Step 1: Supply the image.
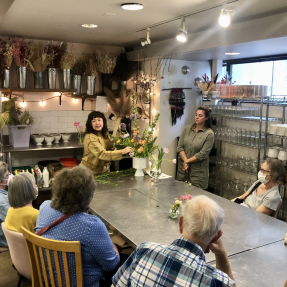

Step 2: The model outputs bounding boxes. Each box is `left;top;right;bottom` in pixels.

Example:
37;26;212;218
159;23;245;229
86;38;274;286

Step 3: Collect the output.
272;199;282;218
21;226;83;287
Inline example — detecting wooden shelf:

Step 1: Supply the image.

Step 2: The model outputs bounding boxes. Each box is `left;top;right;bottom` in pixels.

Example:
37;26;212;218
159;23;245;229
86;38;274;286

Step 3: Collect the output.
0;88;77;94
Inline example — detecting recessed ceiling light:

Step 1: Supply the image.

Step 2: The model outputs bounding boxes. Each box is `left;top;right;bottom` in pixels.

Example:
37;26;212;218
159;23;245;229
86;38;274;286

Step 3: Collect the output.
81;24;98;28
225;52;240;55
121;3;143;10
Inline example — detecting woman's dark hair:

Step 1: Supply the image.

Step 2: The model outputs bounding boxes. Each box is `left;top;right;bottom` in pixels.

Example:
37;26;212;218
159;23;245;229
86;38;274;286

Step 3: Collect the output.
50;166;96;214
195;106;212;129
85;111;109;138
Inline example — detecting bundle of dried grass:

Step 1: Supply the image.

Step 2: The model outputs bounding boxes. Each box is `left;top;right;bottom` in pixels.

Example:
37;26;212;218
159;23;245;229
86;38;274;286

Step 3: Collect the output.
96;50;117;74
12;38;35;67
26;43;56;72
72;57;86;75
0;39;13;67
83;54;97;77
60;43;76;69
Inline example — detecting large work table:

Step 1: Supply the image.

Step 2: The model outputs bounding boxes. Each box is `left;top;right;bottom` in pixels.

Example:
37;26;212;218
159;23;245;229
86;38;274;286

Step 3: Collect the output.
89;176;287;287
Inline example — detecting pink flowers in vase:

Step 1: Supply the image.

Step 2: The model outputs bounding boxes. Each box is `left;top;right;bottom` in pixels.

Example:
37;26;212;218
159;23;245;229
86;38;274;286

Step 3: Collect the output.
74;122;84;145
180;194;192;202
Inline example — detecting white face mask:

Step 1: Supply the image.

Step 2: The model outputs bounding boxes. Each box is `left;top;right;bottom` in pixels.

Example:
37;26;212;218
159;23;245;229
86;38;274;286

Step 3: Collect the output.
258;171;269;184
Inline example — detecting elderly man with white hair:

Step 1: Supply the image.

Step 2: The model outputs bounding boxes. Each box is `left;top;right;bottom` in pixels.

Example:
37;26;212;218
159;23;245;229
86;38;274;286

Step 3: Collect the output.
112;195;235;287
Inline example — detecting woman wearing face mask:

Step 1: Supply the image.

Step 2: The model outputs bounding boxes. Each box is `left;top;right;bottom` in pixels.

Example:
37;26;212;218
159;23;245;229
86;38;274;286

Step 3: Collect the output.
177;106;214;189
5;173;39;233
232;159;285;215
80;111;133;174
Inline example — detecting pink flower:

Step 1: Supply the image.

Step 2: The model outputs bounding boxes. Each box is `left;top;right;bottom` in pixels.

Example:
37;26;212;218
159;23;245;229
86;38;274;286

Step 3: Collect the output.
180;195;186;201
78;126;84;132
173;159;176;164
164;148;169;154
74;122;80;127
180;194;192;201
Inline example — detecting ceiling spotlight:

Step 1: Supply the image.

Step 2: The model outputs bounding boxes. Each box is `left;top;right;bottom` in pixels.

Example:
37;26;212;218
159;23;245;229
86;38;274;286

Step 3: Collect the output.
225;52;240;55
121;3;143;10
81;24;98;28
176;17;187;42
219;6;233;27
141;28;151;46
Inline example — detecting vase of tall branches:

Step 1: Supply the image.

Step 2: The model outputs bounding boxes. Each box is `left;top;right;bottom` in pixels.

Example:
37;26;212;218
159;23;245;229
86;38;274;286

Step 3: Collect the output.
60;45;75;89
84;54;97;95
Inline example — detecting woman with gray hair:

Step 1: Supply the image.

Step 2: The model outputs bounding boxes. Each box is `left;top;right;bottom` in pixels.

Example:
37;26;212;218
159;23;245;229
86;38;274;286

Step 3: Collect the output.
232;158;285;215
5;172;39;233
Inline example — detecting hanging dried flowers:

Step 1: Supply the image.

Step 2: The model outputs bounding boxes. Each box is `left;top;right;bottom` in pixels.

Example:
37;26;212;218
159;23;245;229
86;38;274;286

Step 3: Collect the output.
12;37;35;67
95;49;117;74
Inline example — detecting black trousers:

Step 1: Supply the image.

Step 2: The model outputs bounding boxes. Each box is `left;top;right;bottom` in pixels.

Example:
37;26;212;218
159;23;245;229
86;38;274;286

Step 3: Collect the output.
99;253;129;287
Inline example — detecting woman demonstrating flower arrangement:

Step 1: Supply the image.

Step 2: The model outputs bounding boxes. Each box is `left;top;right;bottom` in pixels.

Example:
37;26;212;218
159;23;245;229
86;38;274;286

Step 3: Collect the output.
80;111;133;174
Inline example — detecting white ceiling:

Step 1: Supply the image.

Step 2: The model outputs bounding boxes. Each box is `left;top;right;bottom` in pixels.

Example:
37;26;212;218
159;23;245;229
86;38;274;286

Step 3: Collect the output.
0;0;287;49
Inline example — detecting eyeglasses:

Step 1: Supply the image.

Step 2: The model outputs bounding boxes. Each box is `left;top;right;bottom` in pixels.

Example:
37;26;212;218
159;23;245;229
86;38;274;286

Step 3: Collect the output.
260;168;270;174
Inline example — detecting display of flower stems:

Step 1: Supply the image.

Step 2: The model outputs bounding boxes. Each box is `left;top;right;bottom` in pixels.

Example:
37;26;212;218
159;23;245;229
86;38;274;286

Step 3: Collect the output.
83;54;97;77
72;57;86;75
0;97;34;129
95;168;135;185
194;73;219;92
60;43;76;69
46;42;65;69
12;37;35;67
26;43;56;72
95;49;117;74
111;93;160;158
111;51;138;81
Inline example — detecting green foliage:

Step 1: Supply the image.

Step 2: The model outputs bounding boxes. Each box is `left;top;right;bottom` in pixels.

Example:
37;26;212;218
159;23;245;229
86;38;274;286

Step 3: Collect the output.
95;168;135;185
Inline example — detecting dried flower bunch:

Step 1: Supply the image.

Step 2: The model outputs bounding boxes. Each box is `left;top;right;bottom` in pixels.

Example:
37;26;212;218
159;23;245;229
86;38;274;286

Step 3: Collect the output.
0;38;13;67
26;43;56;72
60;43;76;69
83;53;97;77
46;42;66;69
72;56;86;75
95;49;117;74
194;73;219;92
12;37;35;67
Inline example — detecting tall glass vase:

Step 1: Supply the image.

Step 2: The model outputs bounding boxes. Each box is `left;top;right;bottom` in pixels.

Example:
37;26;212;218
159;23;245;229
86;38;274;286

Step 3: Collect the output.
78;131;83;145
151;162;162;186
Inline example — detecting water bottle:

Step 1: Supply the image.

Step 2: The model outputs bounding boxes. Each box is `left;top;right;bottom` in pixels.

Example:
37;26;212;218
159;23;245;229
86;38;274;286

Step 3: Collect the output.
43;167;50;188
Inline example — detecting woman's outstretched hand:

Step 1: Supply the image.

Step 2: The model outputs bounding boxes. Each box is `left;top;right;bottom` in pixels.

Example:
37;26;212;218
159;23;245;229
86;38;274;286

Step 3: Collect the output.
122;146;133;155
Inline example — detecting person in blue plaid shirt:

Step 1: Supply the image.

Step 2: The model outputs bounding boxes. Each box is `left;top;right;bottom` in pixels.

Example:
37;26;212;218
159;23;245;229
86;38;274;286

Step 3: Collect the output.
112;195;235;287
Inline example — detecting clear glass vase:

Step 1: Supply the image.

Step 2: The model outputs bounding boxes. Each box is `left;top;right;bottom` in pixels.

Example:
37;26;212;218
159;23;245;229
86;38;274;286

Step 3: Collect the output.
169;208;180;219
78;131;83;145
151;163;162;186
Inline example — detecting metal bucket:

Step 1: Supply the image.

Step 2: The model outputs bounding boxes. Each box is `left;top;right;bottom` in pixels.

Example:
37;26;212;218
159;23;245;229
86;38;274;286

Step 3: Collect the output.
34;72;43;89
86;76;95;95
16;66;27;89
62;69;71;89
48;68;57;89
73;75;82;95
3;69;9;88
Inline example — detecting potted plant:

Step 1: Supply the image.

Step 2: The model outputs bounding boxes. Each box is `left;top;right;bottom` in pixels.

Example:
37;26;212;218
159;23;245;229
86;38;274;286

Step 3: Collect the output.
72;57;86;95
111;93;160;177
12;38;35;88
2;98;34;147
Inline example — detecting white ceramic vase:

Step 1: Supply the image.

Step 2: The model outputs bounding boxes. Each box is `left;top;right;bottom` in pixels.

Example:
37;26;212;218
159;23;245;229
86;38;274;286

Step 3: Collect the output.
132;157;147;177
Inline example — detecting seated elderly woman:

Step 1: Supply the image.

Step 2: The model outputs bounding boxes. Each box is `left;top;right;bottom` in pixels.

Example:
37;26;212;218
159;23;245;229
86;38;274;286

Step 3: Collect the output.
232;158;285;215
35;166;120;287
5;172;39;233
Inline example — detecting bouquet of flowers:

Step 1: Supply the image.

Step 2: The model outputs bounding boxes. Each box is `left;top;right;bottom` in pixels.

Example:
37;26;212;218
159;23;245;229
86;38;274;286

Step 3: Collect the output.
12;37;35;67
149;147;176;173
194;73;219;91
46;42;65;69
111;93;159;158
74;122;84;144
168;194;192;219
0;38;13;67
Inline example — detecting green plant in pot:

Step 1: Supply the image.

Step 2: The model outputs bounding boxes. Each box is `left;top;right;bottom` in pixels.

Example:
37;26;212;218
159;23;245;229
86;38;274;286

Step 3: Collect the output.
1;98;34;147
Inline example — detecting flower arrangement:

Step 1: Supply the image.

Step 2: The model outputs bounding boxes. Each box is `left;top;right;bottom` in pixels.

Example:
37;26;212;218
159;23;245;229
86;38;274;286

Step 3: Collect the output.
83;53;98;77
149;147;176;174
60;43;76;69
12;37;35;67
194;73;219;92
168;194;192;219
46;43;65;69
96;49;117;74
74;122;84;144
0;38;13;67
26;43;56;72
217;76;236;85
111;93;160;158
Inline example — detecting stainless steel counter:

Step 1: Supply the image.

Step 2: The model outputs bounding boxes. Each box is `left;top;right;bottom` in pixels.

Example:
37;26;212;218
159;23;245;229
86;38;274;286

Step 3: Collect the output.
210;240;287;286
90;176;287;267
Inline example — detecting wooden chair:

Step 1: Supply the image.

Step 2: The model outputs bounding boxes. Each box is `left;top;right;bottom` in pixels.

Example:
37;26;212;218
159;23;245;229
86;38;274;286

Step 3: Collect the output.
272;199;282;218
21;227;83;287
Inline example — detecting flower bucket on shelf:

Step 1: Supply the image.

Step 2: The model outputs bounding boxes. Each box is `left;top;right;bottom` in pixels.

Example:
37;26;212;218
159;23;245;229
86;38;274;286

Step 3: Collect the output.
8;125;32;148
132;157;147;177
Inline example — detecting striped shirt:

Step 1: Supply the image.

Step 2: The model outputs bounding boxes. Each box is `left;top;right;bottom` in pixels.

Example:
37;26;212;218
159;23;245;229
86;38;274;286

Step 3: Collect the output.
112;237;235;287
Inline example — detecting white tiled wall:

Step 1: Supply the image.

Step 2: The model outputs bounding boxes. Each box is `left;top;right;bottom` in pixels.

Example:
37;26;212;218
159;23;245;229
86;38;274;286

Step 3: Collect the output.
2;111;115;135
